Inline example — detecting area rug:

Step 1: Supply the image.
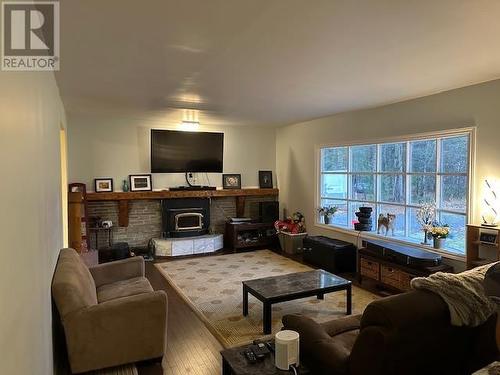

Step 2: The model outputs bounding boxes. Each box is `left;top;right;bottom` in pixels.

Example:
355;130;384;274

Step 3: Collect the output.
155;250;379;348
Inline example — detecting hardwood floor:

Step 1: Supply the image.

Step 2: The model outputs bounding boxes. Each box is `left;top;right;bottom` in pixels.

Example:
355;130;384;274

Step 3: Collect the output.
137;260;223;375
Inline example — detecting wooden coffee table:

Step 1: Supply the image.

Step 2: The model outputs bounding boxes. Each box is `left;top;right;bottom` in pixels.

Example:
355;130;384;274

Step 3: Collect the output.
242;269;352;334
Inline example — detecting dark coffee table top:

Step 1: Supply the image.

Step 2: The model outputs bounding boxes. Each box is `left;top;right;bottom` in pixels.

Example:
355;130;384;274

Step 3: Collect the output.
243;269;350;300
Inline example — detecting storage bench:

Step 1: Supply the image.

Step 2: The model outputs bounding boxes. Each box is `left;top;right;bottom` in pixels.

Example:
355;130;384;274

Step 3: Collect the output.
302;236;357;273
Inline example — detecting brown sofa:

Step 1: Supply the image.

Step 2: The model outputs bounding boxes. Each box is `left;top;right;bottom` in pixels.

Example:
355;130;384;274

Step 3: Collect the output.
283;290;498;375
52;248;168;374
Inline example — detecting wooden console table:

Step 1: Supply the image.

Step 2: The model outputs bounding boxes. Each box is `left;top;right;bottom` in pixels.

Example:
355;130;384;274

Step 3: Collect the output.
86;188;278;227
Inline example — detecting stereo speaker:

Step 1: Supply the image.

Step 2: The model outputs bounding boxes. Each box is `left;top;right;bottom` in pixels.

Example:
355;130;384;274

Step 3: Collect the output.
258;201;279;223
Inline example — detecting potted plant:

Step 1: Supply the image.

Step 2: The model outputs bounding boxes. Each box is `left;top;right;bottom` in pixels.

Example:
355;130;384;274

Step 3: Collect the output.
430;224;450;249
317;206;338;225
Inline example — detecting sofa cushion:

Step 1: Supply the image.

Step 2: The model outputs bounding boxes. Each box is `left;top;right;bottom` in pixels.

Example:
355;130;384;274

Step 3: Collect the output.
52;248;98;318
97;276;153;303
321;314;361;337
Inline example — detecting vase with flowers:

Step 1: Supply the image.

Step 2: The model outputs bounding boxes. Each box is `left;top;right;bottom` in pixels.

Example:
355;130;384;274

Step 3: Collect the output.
430;224;450;249
318;206;338;225
416;202;436;246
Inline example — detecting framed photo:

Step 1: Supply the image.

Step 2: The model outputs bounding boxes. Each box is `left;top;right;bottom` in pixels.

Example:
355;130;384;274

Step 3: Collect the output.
259;170;273;188
129;174;152;192
479;228;498;245
94;178;113;193
222;174;241;189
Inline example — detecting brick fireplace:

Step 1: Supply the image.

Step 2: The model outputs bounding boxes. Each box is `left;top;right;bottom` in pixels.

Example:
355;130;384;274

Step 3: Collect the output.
86;195;277;249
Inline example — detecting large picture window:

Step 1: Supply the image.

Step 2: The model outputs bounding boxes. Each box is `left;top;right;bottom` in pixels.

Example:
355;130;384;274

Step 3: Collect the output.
318;131;471;255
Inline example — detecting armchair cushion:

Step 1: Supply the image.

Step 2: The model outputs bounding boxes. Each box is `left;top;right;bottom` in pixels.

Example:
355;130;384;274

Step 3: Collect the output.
90;256;145;287
97;276;153;303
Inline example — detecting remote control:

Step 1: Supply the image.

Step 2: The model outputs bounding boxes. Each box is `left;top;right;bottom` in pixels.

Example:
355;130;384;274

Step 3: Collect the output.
243;349;257;363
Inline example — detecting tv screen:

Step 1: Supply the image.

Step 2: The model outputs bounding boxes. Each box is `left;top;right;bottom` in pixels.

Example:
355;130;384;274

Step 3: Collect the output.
151;130;224;173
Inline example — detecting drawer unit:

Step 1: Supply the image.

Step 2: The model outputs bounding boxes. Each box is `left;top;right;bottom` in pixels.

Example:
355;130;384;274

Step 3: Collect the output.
381;265;414;291
360;258;380;280
358;240;453;293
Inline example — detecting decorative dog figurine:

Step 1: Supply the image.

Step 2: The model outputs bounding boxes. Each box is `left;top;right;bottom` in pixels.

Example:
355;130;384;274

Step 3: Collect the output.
377;213;396;236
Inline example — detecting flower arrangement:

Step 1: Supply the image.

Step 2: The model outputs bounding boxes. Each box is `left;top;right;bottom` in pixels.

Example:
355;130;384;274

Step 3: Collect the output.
416;202;436;245
318;206;338;225
317;206;339;217
274;211;307;234
430;225;450;239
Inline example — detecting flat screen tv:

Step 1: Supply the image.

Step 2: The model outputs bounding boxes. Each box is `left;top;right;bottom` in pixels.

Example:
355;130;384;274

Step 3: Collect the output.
151;129;224;173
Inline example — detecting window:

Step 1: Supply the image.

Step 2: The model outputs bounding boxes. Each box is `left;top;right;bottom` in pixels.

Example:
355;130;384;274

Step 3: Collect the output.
319;131;471;255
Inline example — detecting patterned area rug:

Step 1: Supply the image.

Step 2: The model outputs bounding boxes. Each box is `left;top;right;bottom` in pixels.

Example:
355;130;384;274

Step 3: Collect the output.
155;250;379;348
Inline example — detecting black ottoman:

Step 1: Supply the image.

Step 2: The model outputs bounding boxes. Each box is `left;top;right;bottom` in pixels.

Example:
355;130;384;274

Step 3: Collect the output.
98;242;130;263
302;236;356;274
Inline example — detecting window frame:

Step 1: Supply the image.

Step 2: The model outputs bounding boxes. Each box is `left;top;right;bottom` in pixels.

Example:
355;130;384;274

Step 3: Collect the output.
315;127;475;258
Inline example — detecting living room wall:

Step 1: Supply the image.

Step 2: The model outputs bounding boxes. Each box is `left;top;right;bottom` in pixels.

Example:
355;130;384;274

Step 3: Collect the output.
67;112;276;190
0;72;66;374
276;79;500;266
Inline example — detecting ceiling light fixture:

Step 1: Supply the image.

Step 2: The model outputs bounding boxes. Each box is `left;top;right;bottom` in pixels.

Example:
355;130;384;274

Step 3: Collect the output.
180;109;200;130
181;119;200;127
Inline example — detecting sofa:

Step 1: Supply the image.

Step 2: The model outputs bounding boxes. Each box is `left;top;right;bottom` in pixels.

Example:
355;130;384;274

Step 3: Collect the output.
283;290;498;375
52;248;168;374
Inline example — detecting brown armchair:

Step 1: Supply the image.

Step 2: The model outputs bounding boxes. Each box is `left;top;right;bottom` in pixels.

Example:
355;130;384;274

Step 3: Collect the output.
52;248;167;374
283;290;497;375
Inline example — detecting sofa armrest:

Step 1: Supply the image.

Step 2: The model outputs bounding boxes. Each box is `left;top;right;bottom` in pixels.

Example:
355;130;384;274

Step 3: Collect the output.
64;290;167;373
283;314;360;374
89;256;144;287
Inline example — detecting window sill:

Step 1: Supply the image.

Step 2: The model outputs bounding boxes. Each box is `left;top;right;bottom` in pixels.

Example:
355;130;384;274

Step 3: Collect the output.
314;223;466;262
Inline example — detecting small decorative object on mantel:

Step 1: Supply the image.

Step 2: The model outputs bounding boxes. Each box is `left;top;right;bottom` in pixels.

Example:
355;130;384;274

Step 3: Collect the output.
258;170;273;188
317;205;338;225
482;179;499;227
122;179;129;192
354;206;372;231
94;178;113;193
431;224;450;249
222;174;241;189
416;202;436;245
377;213;396;236
129;174;152;192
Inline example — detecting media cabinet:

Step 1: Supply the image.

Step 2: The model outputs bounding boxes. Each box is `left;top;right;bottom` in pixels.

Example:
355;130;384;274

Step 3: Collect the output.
86;188;279;227
358;239;453;292
224;222;277;251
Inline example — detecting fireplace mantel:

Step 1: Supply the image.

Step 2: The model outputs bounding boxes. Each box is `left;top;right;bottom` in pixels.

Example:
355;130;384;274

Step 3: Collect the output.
86;188;279;227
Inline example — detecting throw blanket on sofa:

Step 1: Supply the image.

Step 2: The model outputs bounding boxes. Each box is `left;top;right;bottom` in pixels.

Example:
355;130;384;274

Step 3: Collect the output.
411;263;497;327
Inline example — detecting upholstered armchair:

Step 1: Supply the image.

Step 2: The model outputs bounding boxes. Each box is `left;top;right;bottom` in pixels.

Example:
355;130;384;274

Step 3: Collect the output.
52;248;168;373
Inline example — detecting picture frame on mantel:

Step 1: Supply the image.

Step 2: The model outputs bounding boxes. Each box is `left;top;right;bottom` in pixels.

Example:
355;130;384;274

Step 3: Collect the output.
129;174;152;192
259;171;273;188
94;178;114;193
222;174;241;189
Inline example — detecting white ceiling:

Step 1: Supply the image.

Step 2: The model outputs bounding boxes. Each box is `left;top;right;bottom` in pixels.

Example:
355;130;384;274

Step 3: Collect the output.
56;0;500;127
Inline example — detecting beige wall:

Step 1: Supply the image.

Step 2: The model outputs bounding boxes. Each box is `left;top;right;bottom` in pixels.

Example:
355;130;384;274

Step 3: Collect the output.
0;72;66;374
67;112;276;191
276;79;500;267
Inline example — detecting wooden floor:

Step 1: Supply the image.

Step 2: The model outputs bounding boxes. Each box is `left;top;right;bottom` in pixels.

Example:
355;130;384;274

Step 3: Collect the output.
137;260;223;375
